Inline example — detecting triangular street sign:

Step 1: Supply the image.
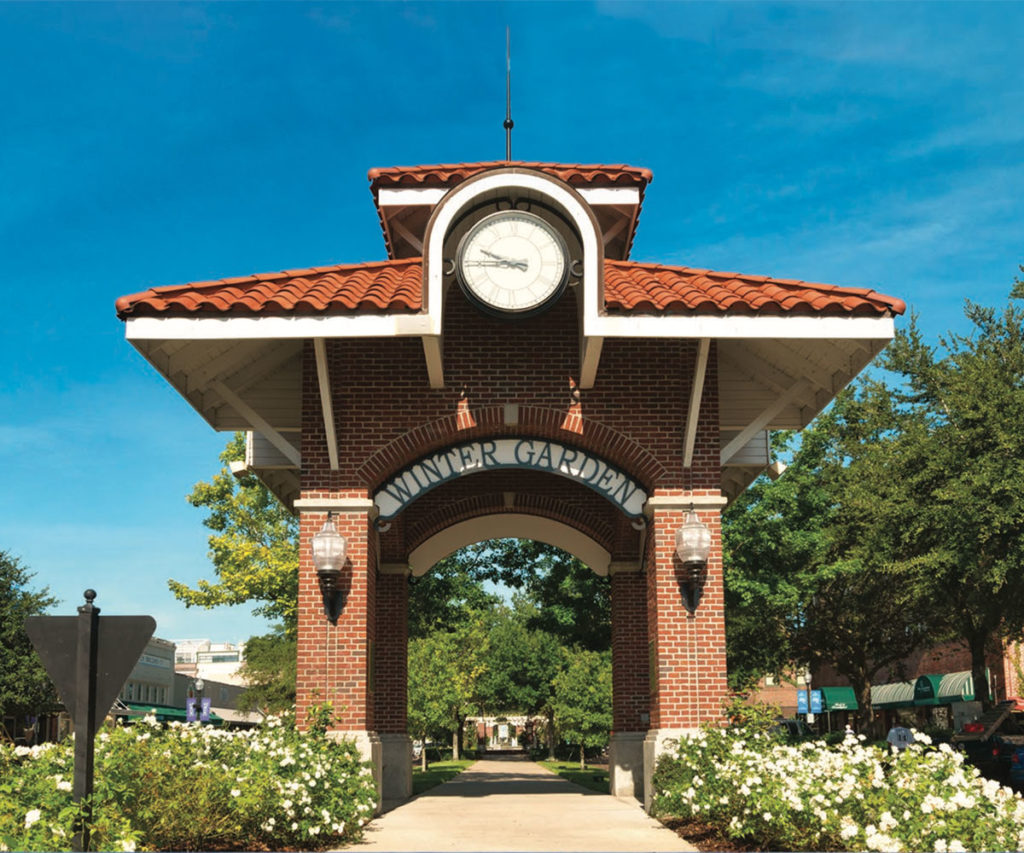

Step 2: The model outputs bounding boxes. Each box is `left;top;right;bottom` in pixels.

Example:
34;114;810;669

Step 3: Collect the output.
25;615;156;734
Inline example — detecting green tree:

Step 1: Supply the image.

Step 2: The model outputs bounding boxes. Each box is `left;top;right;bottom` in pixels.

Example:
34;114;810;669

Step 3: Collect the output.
879;296;1024;708
168;433;299;631
477;606;561;716
724;387;932;730
236;629;297;714
471;540;611;652
407;618;489;767
0;552;58;735
550;648;612;769
408;554;499;639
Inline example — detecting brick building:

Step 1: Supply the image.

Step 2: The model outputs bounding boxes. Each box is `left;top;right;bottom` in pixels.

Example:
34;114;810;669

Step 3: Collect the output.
116;160;903;810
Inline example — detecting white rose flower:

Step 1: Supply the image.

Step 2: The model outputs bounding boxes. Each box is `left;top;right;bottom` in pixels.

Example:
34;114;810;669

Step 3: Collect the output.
24;809;42;828
948;842;965;853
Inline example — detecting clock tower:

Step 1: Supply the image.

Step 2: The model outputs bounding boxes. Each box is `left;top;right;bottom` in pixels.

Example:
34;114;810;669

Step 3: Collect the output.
117;158;905;812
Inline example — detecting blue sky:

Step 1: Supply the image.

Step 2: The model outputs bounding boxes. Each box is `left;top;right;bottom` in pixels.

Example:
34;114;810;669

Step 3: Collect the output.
2;2;1022;644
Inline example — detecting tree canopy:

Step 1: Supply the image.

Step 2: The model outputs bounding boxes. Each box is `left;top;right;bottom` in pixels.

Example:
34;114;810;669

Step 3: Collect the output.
0;551;58;730
726;284;1024;718
168;433;299;633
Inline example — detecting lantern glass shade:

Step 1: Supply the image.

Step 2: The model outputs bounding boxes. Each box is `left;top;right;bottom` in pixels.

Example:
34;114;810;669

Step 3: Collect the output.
312;516;348;578
675;510;711;566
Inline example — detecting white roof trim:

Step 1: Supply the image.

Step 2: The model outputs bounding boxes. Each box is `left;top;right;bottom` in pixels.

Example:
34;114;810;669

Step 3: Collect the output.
125;313;432;341
126;308;893;343
376;185;638;208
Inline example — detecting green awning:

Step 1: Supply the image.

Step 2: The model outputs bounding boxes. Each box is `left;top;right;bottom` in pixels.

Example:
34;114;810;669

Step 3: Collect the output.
119;702;223;723
871;680;916;709
937;671;978;703
820;686;858;711
914;674;944;705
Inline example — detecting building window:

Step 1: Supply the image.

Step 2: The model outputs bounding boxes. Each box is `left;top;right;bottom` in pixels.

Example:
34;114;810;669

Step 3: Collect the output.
764;674;777;687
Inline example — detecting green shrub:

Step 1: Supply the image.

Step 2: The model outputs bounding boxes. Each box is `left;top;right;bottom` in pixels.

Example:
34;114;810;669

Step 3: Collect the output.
651;726;1024;852
0;711;377;851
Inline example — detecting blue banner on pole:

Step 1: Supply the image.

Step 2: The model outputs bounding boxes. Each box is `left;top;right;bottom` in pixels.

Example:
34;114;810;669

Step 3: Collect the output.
797;690;808;714
186;697;197;722
200;697;211;722
811;689;822;714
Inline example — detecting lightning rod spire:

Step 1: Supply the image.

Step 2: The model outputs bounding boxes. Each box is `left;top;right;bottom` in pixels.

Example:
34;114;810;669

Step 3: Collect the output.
504;27;513;162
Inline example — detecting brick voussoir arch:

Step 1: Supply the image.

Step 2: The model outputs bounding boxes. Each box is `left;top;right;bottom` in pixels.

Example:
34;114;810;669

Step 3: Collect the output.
356;405;668;492
406;492;617;558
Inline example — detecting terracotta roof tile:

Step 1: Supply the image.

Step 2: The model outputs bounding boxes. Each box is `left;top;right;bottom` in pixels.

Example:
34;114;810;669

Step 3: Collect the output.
603;260;906;317
115;258;423;318
367;161;653;193
115;256;905;322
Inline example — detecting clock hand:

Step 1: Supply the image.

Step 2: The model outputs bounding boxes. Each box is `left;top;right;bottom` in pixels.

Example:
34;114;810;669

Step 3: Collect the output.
480;249;529;271
467;258;529;271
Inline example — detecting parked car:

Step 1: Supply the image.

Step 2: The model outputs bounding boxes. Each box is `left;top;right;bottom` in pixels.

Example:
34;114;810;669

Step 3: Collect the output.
953;701;1024;785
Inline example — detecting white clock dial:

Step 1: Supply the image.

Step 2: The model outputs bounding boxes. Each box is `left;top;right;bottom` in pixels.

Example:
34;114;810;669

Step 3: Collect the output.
457;210;569;316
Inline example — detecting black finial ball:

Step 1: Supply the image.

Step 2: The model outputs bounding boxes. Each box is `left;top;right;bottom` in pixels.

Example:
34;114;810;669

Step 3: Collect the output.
504;118;514;130
84;589;97;603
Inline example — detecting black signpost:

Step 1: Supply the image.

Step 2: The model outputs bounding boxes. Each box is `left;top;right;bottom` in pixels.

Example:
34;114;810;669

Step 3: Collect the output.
25;590;155;852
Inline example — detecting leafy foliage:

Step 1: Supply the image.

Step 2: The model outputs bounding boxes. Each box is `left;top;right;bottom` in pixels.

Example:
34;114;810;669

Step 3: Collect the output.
168;433;299;631
468;539;611;652
879;300;1024;706
0;552;57;728
476;606;562;717
724;389;932;724
652;724;1024;852
407;616;489;766
237;629;297;714
0;712;377;852
408;554;499;639
550;648;612;768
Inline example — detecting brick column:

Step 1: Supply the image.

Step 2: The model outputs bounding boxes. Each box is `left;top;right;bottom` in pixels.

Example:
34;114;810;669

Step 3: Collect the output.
642;493;729;811
609;563;649;801
376;565;411;810
295;496;381;805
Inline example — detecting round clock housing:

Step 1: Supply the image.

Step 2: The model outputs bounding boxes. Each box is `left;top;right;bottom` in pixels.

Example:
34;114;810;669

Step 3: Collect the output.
456;210;569;317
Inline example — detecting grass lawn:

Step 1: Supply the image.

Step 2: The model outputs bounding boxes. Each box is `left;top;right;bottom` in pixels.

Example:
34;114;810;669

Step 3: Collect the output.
411;759;474;795
538;760;609;794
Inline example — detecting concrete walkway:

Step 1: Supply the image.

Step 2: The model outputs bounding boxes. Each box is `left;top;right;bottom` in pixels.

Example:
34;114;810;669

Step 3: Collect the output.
349;759;697;851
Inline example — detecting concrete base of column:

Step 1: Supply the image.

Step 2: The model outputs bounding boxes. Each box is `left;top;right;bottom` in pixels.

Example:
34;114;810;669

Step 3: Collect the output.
328;730;384;813
379;733;413;813
643;728;699;813
608;731;646;802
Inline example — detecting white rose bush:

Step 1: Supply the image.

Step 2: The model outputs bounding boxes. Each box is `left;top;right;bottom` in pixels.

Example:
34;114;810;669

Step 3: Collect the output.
651;725;1024;852
0;710;377;851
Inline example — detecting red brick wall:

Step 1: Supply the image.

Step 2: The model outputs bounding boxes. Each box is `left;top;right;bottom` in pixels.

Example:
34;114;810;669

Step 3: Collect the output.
611;570;650;731
646;506;728;729
296;507;376;730
374;572;408;733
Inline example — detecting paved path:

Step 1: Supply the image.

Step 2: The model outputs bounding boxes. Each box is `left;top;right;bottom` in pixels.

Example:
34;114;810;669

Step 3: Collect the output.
349;759;697;851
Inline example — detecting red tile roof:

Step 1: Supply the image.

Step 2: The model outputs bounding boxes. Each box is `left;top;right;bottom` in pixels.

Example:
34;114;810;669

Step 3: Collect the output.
603;260;907;316
116;257;904;320
368;161;653;261
367;161;653;194
115;258;423;318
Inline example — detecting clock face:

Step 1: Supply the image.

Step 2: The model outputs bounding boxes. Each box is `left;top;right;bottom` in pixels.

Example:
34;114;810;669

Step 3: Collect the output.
456;210;569;316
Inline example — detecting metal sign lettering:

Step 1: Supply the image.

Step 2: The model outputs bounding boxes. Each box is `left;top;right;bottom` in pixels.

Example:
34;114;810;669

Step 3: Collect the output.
374;438;647;519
